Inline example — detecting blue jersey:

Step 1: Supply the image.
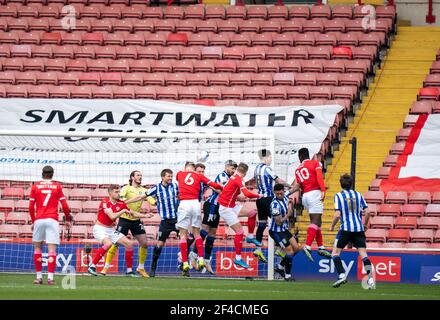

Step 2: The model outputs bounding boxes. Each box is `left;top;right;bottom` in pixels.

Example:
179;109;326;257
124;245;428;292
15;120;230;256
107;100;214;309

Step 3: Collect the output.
198;183;208;202
206;171;230;205
147;182;179;220
334;189;368;232
254;163;278;198
269;192;290;233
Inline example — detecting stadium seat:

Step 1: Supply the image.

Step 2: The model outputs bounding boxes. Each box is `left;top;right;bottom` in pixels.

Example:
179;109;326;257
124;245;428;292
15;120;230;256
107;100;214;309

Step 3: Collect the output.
381;242;404;249
69;188;92;201
425;204;440;217
424;74;440;87
205;5;226;19
376;166;391;179
5;211;28;225
332;5;353;19
418;217;440;230
13;200;28;212
432;192;440;204
383;155;398;167
268;5;288;19
396;128;412;141
18;224;33;238
408;192;431;205
363;191;384;204
401;204;425;217
71;225;88;239
387;229;410;243
247;6;267;19
365;228;386;242
367;203;378;216
394;216;418;229
2;187;24;200
369;216;394;229
0;212;4;224
73;212;96;226
410;229;434;243
378;204;401;217
0;224;19;237
386;191;408;204
68;200;83;214
290;5;310;19
366;242;383;248
418;87;440;101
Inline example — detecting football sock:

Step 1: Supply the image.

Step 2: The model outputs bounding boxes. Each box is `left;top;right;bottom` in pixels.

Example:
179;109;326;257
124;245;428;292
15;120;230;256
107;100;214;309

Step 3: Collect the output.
125;247;134;270
332;256;345;276
180;238;188;263
138;247;147;269
33;248;42;279
306;224;319;247
104;244;117;268
362;257;373;278
234;229;244;256
195;236;204;257
151;246;162;270
204;236;215;260
92;244;110;266
284;254;294;276
316;227;324;247
247;213;256;235
256;221;267;243
47;251;56;281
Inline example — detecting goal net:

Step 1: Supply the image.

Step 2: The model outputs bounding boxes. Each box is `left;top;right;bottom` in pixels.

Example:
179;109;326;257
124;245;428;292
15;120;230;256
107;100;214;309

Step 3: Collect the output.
0;130;285;280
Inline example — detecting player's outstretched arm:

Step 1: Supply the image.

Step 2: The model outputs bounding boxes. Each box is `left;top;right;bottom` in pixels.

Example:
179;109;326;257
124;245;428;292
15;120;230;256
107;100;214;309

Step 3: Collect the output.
125;194;147;205
104;208;129;221
129;210;153;219
330;211;341;231
240;187;262;199
200;174;223;191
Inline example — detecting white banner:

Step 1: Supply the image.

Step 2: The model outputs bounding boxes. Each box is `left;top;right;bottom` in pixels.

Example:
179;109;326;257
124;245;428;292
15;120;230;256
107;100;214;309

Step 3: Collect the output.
0;99;342;184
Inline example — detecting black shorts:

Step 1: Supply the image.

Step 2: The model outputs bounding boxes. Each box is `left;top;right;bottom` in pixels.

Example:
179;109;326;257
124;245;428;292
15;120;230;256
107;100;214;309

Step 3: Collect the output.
157;218;179;243
256;196;273;221
116;217;146;237
269;230;293;249
336;231;367;249
202;201;220;228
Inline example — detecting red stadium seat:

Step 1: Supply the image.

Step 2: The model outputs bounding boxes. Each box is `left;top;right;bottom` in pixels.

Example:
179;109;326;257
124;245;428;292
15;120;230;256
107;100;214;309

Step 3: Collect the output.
367;203;378;216
5;211;28;225
418;87;440;101
14;200;29;212
69;188;92;201
2;187;24;200
394;216;417;229
410;101;433;114
369;216;394;229
18;224;33;238
268;5;288;19
247;6;267;19
68;200;83;214
408;192;431;205
401;204;425;217
0;224;19;237
71;225;88;239
363;191;384;205
290;5;310;19
410;229;434;243
376;167;391;179
378;204;401;217
396;128;412;141
387;229;410;243
205;5;226;19
424;74;440;87
418;217;440;230
434;230;440;242
386;191;408;204
311;4;331;18
73;212;96;226
332;5;353;19
383;155;398;167
365;228;386;242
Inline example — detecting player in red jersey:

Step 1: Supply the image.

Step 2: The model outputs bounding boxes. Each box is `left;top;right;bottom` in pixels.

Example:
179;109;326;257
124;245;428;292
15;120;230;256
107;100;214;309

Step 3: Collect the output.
87;185;152;276
29;166;71;285
293;148;332;261
176;161;223;275
218;162;263;269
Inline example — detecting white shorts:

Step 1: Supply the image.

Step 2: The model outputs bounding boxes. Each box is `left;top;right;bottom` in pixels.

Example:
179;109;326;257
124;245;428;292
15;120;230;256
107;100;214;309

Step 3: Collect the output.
302;190;323;214
176;199;202;230
32;218;60;245
219;204;243;227
92;224;125;244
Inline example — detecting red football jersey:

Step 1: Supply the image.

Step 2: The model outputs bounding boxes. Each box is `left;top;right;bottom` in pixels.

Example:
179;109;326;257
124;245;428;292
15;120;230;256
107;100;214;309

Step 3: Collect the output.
294;159;324;193
29;180;69;222
176;171;222;201
97;198;129;227
218;173;260;208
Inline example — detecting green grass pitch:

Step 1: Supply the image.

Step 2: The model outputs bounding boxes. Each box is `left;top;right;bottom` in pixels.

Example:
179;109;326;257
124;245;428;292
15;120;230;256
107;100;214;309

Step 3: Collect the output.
0;274;439;300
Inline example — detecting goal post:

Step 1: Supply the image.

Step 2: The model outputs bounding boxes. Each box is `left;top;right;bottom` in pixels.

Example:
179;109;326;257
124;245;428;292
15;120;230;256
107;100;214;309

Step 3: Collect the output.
0;129;278;280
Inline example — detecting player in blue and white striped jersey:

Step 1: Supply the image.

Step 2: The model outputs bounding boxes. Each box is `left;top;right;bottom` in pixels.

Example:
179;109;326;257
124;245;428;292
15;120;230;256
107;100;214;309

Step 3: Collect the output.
249;149;289;263
269;184;305;281
125;169;179;277
329;174;375;289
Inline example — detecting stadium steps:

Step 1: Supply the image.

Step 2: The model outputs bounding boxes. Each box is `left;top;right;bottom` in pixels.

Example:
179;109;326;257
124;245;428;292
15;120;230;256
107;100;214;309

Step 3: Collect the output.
296;26;440;247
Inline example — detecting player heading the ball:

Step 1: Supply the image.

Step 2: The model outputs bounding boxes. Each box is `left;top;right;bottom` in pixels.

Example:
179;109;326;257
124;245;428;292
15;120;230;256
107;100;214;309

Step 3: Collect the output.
218;162;264;269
